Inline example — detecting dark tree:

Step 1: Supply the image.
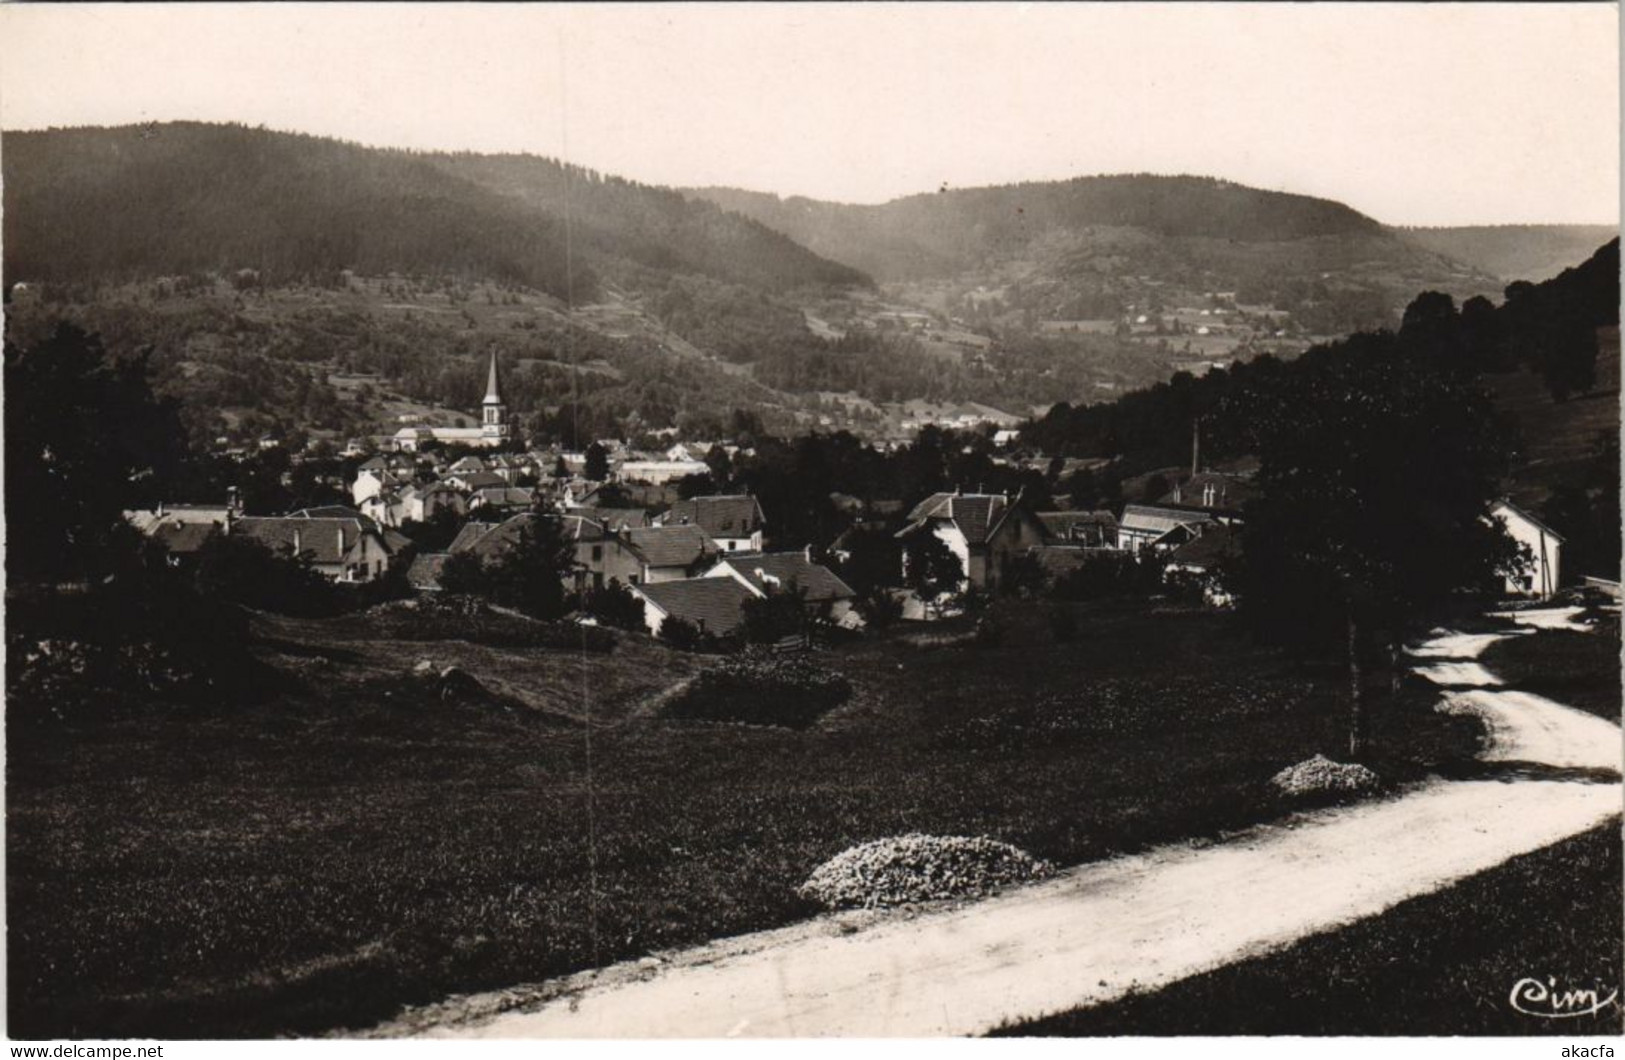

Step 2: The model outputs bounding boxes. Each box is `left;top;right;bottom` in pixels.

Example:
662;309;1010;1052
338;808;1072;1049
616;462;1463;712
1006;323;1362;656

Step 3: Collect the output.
584;442;610;483
1231;338;1520;756
4;323;190;583
582;578;645;633
902;529;965;616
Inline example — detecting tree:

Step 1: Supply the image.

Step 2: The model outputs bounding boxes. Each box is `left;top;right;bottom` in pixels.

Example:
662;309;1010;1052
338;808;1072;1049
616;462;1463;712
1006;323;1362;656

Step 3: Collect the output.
4;323;191;583
582;578;645;632
739;582;812;644
584;441;610;482
902;529;965;617
482;517;579;620
1230;338;1520;757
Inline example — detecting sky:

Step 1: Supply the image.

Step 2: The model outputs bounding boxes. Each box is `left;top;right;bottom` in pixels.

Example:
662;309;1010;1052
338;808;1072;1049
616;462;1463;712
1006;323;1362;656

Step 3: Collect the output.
0;2;1617;226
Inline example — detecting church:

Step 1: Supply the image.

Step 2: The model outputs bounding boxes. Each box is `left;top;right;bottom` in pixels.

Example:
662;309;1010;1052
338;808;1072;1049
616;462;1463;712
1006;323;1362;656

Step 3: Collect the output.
391;351;511;452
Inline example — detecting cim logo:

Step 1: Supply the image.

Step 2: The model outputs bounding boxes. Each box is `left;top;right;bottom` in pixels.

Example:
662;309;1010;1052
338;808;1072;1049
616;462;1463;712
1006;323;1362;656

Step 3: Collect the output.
1509;976;1620;1020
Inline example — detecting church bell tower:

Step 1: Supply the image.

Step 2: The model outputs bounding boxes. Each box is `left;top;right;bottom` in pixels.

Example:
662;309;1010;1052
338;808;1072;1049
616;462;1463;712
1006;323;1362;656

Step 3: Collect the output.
481;350;509;445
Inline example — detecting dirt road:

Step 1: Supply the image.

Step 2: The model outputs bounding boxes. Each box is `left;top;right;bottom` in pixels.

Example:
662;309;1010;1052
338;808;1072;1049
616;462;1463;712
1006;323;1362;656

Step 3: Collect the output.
381;608;1620;1038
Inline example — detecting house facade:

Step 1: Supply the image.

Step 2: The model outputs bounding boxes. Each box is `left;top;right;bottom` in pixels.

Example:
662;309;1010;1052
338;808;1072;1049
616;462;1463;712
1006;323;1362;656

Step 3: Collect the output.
895;491;1048;593
1493;499;1564;598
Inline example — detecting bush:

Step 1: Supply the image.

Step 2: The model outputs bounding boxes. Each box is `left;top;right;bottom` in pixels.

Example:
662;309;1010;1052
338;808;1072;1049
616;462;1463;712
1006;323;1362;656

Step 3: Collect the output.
664;654;852;728
798;834;1054;909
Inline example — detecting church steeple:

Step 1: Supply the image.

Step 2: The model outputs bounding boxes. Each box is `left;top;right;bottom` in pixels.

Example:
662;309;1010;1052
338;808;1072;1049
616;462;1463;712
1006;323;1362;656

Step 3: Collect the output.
483;349;503;405
481;350;509;443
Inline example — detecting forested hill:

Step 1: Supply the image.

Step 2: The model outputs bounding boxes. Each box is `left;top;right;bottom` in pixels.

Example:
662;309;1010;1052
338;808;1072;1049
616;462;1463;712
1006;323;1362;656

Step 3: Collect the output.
693;175;1417;280
1399;225;1621;284
1;123;871;298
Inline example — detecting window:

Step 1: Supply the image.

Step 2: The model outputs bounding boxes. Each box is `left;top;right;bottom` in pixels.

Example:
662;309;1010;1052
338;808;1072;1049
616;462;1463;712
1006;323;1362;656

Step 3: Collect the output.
728;541;736;551
592;545;603;562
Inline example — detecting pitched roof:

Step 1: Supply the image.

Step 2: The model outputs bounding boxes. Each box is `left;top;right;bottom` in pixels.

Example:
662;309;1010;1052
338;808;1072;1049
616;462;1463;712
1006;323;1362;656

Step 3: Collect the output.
663;495;765;537
448;456;486;473
1492;499;1566;543
472;487;534;508
454;471;508;491
1158;472;1259;511
636;578;755;636
901;493;1011;545
1166;524;1242;571
289;505;379;531
234;516;376;565
447;521;502;554
1120;504;1214;536
1037;510;1118;540
152;520;219;555
626;524;717;569
717;553;856;602
591;507;650;531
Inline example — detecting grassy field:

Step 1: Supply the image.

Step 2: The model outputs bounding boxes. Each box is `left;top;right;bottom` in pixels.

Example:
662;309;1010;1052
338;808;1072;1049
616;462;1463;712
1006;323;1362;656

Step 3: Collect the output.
8;598;1481;1038
999;825;1622;1036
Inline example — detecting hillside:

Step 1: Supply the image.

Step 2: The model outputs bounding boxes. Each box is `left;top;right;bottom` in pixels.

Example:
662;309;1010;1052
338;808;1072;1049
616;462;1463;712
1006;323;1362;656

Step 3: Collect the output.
1;123;870;299
1401;225;1620;285
687;176;1499;335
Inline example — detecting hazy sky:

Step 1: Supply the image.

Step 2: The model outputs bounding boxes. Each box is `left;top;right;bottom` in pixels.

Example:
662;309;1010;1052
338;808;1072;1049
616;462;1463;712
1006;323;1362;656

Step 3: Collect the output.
1;3;1617;225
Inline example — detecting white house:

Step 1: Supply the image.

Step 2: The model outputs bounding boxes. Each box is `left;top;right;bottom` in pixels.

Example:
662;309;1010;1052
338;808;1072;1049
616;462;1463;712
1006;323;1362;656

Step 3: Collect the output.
1493;500;1563;599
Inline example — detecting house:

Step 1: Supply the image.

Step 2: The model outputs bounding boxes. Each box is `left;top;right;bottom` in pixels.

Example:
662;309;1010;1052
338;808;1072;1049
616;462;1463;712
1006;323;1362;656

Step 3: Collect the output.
563;514;645;592
1164;523;1243;606
660;495;767;552
703;551;858;623
631;577;757;639
589;508;651;532
622;524;719;584
1037;510;1119;548
233;515;400;583
396;481;467;524
894;491;1047;593
1116;504;1215;553
1492;499;1564;598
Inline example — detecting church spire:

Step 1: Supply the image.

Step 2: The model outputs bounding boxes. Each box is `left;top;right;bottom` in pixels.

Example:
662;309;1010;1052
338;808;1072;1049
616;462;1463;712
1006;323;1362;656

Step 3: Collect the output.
483;349;503;405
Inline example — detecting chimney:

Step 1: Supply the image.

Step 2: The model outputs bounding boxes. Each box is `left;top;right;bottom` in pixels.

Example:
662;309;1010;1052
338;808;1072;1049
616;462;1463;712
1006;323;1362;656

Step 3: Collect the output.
292;527;303;555
156;501;165;517
1191;417;1201;476
338;527;348;554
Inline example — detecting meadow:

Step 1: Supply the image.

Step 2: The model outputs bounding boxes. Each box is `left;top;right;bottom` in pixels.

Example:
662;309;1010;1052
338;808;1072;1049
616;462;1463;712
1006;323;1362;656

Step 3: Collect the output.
7;598;1480;1038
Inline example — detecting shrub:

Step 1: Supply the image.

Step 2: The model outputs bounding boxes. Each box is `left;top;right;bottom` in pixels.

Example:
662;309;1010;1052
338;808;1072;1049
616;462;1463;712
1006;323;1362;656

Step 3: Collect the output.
798;834;1054;909
664;654;852;728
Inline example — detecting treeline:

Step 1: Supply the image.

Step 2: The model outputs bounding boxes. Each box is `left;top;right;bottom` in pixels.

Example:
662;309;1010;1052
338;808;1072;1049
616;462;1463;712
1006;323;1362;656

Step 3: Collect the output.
2;123;872;303
1024;239;1620;462
695;174;1390;283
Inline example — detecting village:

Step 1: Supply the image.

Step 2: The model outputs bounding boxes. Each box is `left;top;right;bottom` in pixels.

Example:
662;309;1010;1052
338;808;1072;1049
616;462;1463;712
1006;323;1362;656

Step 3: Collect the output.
125;349;1573;649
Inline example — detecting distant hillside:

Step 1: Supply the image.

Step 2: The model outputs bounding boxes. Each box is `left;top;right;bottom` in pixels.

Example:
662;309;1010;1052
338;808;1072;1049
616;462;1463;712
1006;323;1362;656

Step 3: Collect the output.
2;123;870;299
1400;225;1620;284
688;176;1500;336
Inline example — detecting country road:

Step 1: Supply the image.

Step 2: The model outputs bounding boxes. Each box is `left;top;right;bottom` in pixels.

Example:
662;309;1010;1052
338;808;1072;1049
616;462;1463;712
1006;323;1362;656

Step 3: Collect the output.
376;607;1621;1039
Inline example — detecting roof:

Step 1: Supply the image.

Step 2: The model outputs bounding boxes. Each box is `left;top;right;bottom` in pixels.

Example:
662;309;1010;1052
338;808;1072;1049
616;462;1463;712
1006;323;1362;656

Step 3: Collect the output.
562;514;609;542
1493;499;1566;543
234;516;377;565
626;524;717;569
636;578;756;636
447;521;502;554
406;553;449;590
472;487;534;508
901;493;1011;545
718;553;856;602
1119;504;1214;536
664;495;765;537
591;507;650;531
1037;510;1118;539
448;456;486;472
152;520;219;555
1158;472;1260;511
455;471;508;491
1166;524;1242;571
288;505;379;531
